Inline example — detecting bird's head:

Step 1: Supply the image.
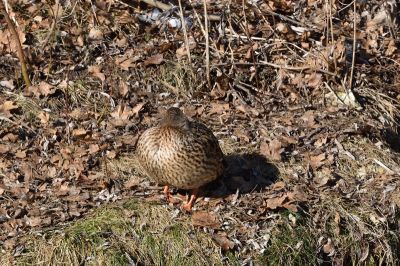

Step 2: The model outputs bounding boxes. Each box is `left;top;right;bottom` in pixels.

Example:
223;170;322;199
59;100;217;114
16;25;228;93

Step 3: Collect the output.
160;107;190;130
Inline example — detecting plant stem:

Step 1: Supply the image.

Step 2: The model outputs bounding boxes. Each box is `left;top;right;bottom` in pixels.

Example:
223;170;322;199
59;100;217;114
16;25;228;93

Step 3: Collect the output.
0;0;31;87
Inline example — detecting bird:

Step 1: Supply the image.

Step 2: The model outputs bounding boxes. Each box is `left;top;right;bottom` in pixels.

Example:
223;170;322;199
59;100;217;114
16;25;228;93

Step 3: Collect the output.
136;107;225;211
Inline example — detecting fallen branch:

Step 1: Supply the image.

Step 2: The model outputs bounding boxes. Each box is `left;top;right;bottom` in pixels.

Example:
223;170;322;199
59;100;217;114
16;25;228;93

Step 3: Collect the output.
0;0;31;87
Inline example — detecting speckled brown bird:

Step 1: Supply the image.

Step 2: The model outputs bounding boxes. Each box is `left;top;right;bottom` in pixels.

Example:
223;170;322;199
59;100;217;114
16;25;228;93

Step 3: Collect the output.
136;107;225;211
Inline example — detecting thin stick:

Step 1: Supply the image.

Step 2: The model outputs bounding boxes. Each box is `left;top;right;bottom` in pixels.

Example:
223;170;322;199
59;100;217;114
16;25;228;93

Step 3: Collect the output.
203;0;210;85
137;0;221;21
41;0;60;49
348;0;357;90
177;0;191;64
213;61;337;76
0;0;31;87
328;0;337;71
258;61;337;76
262;9;316;31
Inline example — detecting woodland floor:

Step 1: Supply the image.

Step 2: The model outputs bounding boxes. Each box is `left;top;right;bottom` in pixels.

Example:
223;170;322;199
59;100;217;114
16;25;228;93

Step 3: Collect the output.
1;0;400;265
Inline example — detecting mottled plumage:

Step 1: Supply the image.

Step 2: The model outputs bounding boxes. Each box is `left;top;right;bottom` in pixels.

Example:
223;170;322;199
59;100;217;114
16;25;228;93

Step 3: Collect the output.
136;107;224;210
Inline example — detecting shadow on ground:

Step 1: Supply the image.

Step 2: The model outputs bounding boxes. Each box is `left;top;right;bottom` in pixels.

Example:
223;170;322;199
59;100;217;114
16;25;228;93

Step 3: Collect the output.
201;153;280;198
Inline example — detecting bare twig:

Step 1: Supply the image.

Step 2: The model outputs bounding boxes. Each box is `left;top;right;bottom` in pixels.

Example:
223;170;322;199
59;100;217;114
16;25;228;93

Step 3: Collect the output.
0;0;31;87
349;0;357;90
203;0;210;85
136;0;221;21
41;0;60;49
258;61;337;76
327;0;337;71
177;0;191;64
262;9;316;31
214;61;337;76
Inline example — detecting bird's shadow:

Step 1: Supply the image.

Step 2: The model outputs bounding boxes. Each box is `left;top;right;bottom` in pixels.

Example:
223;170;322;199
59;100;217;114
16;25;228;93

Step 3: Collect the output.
201;153;280;198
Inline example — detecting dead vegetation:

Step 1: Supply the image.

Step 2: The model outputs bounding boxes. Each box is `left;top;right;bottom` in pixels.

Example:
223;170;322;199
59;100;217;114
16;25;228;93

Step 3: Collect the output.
1;0;399;265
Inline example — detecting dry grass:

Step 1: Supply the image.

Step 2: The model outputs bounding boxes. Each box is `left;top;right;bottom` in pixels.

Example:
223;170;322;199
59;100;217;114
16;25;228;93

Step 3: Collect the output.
2;199;225;266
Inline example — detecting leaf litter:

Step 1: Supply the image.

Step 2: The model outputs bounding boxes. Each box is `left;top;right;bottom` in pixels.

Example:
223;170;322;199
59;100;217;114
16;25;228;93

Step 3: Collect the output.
0;0;400;265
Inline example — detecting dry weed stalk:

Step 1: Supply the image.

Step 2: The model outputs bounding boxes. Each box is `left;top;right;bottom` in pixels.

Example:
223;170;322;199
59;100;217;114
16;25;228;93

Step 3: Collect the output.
203;0;210;85
0;0;31;87
177;0;192;64
137;0;220;21
349;0;357;90
41;0;60;49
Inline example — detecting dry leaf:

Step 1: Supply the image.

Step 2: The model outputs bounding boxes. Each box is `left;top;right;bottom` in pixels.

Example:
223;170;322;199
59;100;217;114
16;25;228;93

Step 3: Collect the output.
144;54;163;66
26;82;57;97
27;216;42;227
38;112;50;124
265;194;287;209
192;211;220;229
0;101;18;117
15;150;27;159
0;80;14;89
124;176;140;189
309;153;326;169
115;56;139;70
212;234;235;250
88;28;103;40
322;238;335;255
131;103;145;117
88;144;100;154
88;65;105;82
106;150;116;159
209;102;229;115
0;144;10;154
260;139;284;161
119;81;129;97
72;128;87;137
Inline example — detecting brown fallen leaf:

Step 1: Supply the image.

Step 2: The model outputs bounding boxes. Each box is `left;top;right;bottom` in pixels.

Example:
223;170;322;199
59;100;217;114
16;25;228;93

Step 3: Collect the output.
212;233;235;250
124;176;140;189
88;27;103;40
306;73;322;88
0;144;10;154
144;54;163;66
88;65;106;82
131;102;145;117
260;139;284;161
265;194;287;210
72;128;87;137
26;81;57;97
3;238;16;250
0;100;19;117
115;56;139;70
110;104;135;126
282;202;298;212
209;102;229;115
26;216;42;227
272;181;286;191
38;112;50;124
15;150;27;159
88;144;100;154
301;111;317;128
0;28;26;54
322;238;335;255
64;192;90;202
0;80;14;89
192;211;220;229
119;80;129;97
309;153;326;169
106;150;116;159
